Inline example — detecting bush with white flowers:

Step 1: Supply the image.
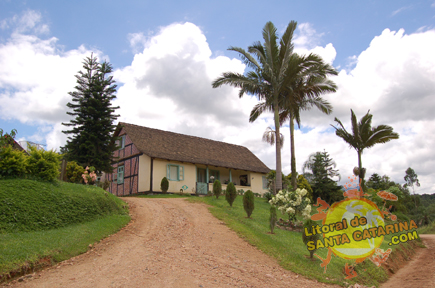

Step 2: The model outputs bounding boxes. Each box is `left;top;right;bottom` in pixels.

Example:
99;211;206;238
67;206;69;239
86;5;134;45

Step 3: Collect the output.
269;188;312;222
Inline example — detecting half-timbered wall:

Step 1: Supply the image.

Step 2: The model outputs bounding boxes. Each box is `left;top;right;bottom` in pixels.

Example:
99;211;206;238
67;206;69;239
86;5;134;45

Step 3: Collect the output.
108;128;141;196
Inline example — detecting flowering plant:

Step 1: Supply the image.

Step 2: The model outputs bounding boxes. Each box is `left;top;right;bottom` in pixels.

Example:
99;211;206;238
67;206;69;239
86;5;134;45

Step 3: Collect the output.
269;188;312;222
82;166;97;185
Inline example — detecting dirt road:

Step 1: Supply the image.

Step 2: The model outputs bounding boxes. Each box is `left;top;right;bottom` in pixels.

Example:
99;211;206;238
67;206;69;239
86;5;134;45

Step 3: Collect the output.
380;234;435;288
4;197;338;288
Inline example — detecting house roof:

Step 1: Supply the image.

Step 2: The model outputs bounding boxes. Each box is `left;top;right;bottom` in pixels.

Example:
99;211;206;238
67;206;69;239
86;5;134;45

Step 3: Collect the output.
116;122;270;174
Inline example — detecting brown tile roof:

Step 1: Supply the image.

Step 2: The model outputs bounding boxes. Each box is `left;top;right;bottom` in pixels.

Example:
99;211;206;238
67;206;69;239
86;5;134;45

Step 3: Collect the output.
116;122;270;174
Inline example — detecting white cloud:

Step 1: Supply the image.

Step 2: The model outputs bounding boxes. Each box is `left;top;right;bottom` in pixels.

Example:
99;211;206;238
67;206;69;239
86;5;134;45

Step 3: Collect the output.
297;28;435;194
1;10;49;34
293;22;336;64
114;22;263;143
0;10;104;150
1;13;434;195
392;6;411;16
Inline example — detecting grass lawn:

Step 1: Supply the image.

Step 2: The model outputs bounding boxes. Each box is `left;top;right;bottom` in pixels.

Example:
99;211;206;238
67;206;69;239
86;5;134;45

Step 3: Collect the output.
0;214;130;276
0;179;131;280
187;195;420;287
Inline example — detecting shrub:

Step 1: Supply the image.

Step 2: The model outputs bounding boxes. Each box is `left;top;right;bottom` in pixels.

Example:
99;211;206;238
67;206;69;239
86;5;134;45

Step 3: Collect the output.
0;145;28;178
225;182;237;207
269;206;277;234
302;219;321;259
269;188;312;222
66;161;85;183
26;146;61;181
243;190;255;218
97;179;111;190
263;191;273;202
213;180;222;199
237;189;245;196
160;177;169;193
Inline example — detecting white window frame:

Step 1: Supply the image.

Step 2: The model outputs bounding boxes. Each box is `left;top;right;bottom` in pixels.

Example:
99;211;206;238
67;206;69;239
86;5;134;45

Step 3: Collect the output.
117;166;124;184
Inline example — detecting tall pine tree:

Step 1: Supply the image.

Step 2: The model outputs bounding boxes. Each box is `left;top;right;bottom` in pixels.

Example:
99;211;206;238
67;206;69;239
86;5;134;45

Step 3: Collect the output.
62;54;119;174
302;150;343;204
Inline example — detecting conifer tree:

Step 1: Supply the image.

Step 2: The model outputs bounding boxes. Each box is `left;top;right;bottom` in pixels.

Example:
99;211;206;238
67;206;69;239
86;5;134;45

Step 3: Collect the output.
303;150;343;204
62;54;120;173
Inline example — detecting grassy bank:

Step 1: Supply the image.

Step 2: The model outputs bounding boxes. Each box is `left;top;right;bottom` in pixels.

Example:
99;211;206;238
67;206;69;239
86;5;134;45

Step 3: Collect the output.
0;179;130;279
188;195;419;287
417;221;435;234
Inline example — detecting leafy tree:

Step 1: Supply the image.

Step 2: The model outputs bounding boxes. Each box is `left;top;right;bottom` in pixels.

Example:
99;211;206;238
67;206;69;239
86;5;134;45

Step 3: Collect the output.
331;109;399;191
62;54;120;174
265;170;289;193
212;21;299;193
366;173;382;190
404;167;420;207
243;190;255;218
287;173;313;202
160;177;169;194
225;182;237;207
302;151;342;204
213;179;222;199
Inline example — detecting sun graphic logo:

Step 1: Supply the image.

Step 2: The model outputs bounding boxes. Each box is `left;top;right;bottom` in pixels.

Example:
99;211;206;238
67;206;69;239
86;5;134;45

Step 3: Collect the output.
304;175;418;279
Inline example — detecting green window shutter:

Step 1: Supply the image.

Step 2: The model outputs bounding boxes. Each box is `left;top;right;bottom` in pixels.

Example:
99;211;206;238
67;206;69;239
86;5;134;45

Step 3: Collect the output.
117;166;124;184
262;176;267;189
179;165;184;181
167;164;170;179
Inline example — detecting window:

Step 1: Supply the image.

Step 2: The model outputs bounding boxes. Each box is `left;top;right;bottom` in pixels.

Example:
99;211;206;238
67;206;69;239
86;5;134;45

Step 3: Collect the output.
117;166;124;184
167;164;184;181
239;174;248;186
262;176;268;189
117;135;126;150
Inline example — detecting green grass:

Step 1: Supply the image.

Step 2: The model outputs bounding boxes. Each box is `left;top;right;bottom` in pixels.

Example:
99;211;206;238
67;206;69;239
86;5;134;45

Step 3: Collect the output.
417;221;435;234
0;214;130;275
0;179;128;232
0;178;131;278
133;193;193;198
187;196;419;287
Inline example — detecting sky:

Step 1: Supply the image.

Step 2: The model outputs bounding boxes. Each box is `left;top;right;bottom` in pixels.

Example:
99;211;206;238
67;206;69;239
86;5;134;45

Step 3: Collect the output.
1;0;434;194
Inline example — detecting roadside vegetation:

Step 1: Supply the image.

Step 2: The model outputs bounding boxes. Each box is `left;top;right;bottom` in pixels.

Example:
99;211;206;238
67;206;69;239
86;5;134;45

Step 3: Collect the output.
0;178;130;279
188;195;420;287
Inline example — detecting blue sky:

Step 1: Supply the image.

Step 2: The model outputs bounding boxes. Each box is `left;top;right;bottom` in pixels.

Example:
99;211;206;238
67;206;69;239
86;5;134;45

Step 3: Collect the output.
1;0;435;194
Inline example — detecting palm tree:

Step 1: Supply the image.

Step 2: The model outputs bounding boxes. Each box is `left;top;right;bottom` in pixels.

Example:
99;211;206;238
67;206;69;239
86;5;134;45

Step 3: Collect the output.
331;109;399;191
250;55;337;189
279;57;337;188
212;21;299;193
262;127;284;148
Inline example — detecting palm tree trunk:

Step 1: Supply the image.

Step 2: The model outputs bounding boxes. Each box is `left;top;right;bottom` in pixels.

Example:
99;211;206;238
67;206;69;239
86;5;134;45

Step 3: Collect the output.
290;115;297;190
274;98;282;194
358;150;364;192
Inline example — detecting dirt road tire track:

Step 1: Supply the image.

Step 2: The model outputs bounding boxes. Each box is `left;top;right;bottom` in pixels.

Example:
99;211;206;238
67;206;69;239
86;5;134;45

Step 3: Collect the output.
3;197;340;288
